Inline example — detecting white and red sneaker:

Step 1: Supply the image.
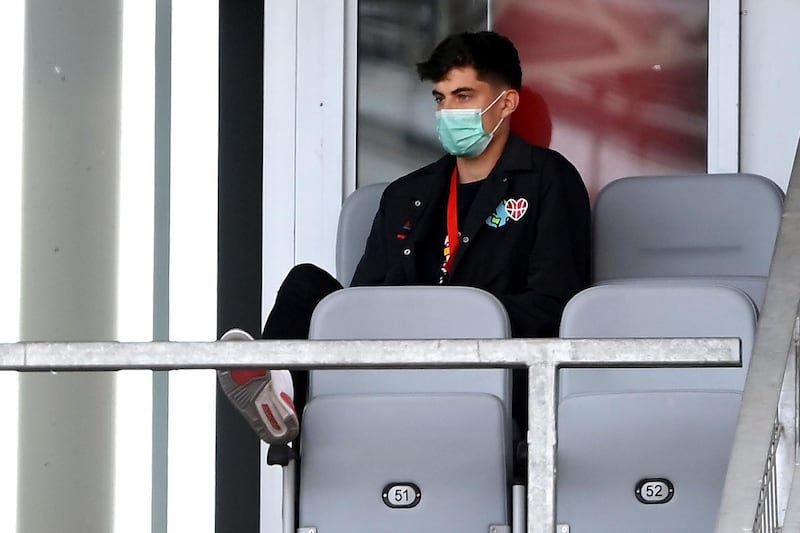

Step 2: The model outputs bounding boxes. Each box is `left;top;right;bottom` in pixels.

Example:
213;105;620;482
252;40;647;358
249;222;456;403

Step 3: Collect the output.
217;328;299;444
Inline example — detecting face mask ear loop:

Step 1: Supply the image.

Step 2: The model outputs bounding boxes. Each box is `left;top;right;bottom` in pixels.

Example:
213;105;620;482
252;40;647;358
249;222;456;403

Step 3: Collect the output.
488;116;505;136
480;90;508;116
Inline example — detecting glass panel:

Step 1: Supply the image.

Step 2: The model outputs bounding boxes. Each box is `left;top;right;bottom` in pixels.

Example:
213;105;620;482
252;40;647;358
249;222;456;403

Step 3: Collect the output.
357;0;488;187
493;0;708;199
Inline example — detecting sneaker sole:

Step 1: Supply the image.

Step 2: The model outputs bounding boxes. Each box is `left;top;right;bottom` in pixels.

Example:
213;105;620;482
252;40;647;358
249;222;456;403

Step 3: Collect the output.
218;370;298;445
217;329;298;445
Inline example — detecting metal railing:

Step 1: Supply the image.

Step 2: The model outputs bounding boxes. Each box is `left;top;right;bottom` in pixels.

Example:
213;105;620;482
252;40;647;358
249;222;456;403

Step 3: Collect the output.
0;336;739;533
753;419;783;533
716;139;800;533
782;322;800;531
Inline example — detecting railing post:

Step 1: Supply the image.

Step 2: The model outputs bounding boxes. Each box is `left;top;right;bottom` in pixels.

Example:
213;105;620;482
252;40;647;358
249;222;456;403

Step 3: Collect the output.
526;361;558;533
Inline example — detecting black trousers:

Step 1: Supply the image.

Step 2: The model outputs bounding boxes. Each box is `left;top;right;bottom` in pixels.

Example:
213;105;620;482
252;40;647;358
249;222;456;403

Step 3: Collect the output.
260;263;528;436
260;263;343;416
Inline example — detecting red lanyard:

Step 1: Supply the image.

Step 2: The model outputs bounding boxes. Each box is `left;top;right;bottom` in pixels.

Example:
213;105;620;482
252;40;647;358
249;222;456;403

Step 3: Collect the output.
443;165;460;276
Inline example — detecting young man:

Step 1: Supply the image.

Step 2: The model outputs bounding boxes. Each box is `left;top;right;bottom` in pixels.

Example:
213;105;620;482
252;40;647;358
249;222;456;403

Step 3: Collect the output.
219;31;590;445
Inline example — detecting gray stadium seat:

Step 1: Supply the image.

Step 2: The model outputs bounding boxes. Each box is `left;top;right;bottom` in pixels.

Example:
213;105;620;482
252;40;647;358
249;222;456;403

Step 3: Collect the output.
335;182;388;286
556;284;758;533
592;173;783;309
298;285;514;533
308;285;511;411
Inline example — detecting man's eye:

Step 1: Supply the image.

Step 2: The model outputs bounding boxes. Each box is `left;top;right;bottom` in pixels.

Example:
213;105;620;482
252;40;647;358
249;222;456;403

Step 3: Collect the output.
433;96;443;103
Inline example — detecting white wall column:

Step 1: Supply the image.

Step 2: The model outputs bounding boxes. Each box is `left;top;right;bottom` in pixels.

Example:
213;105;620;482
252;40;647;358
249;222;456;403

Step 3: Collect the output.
17;1;121;532
707;0;740;173
260;2;352;531
740;0;800;191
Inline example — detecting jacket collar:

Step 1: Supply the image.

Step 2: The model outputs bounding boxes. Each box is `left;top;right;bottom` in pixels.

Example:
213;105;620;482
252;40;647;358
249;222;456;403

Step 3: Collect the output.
487;133;536;177
432;133;534;179
415;133;534;200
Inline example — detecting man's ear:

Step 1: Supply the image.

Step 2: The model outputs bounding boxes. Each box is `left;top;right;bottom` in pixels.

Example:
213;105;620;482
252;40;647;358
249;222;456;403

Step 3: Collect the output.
500;89;520;118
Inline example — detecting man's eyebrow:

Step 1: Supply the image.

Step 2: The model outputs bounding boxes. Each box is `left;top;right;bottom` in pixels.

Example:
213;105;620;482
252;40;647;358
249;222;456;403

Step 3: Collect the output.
431;86;475;98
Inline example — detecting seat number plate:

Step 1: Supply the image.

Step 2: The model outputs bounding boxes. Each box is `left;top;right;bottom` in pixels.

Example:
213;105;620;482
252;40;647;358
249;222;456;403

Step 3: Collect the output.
635;478;674;504
382;482;421;508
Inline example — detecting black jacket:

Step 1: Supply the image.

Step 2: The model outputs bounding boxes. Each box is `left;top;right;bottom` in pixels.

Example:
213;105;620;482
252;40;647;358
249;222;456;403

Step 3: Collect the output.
351;134;591;337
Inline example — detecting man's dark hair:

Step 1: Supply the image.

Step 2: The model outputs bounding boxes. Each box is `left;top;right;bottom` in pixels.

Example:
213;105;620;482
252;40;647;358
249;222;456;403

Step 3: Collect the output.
416;31;522;91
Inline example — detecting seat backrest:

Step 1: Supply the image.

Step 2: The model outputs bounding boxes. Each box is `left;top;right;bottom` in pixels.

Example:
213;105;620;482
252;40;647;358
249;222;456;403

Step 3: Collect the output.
308;285;512;412
558;283;757;398
335;182;388;286
592;173;783;309
556;283;758;533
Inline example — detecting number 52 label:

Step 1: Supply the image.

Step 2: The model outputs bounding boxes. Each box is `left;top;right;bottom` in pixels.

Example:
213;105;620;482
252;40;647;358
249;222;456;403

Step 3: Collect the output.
635;478;675;504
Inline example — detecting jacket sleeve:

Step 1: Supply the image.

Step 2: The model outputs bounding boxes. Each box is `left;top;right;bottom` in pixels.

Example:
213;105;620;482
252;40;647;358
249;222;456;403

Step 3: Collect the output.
496;152;591;338
349;197;390;286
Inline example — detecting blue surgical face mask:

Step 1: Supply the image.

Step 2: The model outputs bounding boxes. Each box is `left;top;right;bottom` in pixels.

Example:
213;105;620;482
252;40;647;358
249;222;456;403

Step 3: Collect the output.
435;90;507;158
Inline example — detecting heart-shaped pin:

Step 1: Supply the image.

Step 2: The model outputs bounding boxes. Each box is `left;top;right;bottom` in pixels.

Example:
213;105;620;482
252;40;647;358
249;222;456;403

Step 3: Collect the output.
505;198;528;221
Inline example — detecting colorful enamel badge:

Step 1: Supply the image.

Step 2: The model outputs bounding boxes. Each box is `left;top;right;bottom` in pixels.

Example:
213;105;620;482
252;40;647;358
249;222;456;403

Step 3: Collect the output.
486;198;528;228
396;220;413;240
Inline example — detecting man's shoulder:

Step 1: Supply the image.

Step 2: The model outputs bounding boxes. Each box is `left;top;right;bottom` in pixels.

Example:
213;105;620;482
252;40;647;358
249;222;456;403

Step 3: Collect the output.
502;136;588;205
504;134;577;174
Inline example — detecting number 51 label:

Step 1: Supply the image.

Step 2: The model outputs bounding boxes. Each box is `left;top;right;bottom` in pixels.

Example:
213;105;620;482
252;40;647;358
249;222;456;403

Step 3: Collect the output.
382;482;422;508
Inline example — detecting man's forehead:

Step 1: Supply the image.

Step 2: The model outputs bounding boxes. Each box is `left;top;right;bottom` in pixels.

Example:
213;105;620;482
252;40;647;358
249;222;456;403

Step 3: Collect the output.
434;66;488;92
